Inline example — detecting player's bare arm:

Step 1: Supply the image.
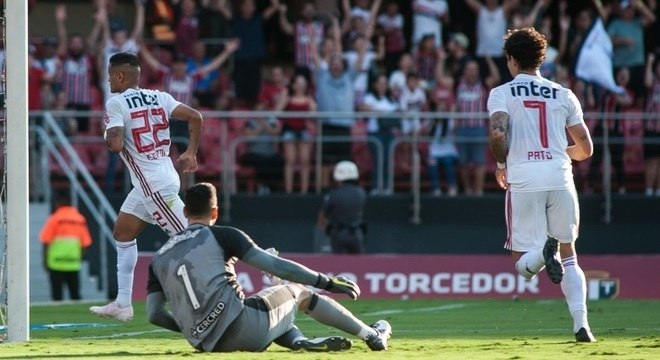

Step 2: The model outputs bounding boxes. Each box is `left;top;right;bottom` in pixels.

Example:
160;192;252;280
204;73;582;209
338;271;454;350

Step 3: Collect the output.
489;111;509;163
171;104;203;173
489;111;510;190
566;122;593;161
104;127;125;153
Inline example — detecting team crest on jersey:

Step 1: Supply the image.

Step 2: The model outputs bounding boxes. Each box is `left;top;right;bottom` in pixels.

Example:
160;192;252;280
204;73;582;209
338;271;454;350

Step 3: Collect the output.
103;112;110;125
585;270;619;300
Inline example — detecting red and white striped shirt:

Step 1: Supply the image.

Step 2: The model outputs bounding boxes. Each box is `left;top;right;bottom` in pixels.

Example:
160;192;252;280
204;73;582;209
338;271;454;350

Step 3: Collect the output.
159;66;202;106
60;55;94;105
456;80;487;128
295;21;324;70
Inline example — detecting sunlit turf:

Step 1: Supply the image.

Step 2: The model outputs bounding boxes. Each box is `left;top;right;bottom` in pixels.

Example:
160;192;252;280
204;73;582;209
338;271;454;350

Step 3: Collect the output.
0;298;658;359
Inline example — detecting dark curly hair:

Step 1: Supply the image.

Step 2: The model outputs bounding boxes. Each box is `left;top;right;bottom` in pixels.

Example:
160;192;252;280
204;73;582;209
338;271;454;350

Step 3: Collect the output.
503;27;547;71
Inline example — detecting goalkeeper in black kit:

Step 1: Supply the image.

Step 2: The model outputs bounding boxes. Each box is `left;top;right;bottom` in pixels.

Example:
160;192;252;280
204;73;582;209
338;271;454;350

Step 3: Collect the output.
146;182;392;353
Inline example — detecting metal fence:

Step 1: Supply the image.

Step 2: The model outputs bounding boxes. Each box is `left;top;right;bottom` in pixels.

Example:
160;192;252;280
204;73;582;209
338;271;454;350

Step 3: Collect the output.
27;109;660;224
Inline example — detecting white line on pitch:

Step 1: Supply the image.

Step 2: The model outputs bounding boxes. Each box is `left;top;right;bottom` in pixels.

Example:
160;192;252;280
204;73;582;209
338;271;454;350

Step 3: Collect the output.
362;303;467;316
75;328;169;340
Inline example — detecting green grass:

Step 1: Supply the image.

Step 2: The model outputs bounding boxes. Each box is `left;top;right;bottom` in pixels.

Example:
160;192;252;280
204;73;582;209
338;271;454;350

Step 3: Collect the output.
1;298;659;359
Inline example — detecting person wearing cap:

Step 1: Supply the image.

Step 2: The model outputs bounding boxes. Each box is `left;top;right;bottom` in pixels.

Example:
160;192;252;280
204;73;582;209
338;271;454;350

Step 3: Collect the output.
317;161;367;254
607;0;656;97
446;32;474;86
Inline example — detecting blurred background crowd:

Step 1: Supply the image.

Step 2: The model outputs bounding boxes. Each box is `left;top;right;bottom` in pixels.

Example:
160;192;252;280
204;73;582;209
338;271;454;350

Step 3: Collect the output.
13;0;660;197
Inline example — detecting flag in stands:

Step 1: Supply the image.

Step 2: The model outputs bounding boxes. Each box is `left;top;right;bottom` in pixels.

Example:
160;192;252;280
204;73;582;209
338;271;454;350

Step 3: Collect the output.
575;18;625;95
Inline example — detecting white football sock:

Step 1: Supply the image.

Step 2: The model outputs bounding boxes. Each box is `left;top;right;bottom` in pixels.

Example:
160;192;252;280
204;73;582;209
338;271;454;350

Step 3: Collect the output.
115;239;138;307
560;255;589;333
515;248;545;279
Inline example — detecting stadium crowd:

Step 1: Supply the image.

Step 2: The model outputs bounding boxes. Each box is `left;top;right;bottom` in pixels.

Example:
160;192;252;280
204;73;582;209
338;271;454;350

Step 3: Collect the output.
16;0;660;196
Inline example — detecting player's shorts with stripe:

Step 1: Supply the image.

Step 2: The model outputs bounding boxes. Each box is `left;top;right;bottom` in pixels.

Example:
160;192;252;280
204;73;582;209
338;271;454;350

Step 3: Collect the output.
505;188;579;252
119;182;187;236
213;285;299;352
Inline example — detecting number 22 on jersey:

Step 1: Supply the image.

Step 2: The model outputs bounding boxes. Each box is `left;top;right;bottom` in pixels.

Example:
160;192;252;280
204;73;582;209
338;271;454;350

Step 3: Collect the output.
131;108;171;153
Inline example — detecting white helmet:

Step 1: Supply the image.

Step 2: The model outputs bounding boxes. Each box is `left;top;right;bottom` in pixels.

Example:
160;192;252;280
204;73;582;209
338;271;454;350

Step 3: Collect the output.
333;161;359;181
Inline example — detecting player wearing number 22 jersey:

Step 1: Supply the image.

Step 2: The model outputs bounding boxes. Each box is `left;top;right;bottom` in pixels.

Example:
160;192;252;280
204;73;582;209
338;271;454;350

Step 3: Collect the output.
90;52;203;322
487;28;596;343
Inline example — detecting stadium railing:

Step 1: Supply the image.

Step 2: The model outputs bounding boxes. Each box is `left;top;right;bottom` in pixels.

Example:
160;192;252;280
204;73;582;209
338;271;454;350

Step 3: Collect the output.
33;112;116;295
29;110;660;224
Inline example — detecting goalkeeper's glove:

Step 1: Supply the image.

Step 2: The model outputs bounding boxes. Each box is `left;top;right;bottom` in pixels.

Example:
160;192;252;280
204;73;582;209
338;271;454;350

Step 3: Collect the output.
316;274;361;300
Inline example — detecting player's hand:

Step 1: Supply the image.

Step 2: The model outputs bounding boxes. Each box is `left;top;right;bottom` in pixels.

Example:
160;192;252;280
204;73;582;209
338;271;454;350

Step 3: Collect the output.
325;276;361;300
177;151;198;173
495;168;508;190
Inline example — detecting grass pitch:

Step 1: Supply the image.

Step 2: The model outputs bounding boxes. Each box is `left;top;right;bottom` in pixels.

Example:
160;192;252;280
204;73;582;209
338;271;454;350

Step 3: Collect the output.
1;298;659;359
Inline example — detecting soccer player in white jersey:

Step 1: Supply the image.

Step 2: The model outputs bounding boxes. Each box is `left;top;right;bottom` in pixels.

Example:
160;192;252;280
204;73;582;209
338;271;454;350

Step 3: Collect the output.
90;52;203;321
487;28;596;342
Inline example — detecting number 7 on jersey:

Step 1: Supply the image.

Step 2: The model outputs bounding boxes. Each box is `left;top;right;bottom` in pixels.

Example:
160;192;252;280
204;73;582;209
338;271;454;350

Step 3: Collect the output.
523;100;548;148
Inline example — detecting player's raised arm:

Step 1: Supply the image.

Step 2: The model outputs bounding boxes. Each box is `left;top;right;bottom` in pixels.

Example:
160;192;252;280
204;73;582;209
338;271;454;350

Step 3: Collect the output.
171;104;203;173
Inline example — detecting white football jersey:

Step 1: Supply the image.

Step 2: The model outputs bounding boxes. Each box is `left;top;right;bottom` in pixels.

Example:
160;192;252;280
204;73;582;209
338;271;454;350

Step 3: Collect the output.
487;73;583;192
104;88;182;195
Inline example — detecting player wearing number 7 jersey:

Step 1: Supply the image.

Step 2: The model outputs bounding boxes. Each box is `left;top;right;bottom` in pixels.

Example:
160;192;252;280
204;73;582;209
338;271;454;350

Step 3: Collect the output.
90;52;203;321
487;28;596;343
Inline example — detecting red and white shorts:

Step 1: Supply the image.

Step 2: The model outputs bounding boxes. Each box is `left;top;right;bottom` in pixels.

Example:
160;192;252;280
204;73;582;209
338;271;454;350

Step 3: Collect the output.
119;183;187;236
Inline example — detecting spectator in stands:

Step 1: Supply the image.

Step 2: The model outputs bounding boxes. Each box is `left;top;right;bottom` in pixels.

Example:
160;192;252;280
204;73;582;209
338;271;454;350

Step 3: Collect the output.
608;0;656;98
425;50;457;196
413;34;440;88
412;0;448;48
217;0;280;107
276;74;317;195
277;1;324;79
175;0;200;59
588;67;636;195
445;33;474;86
463;0;519;83
314;51;359;188
139;40;239;107
317;15;343;66
455;58;499;196
256;66;289;111
139;39;239;189
28;45;46;111
345;0;374;22
388;53;414;94
360;74;400;194
398;72;427;175
39;193;93;301
199;0;231;53
340;0;381;51
644;52;660;196
345;33;385;106
187;41;222;109
377;0;406;75
37;37;61;110
98;0;145;103
54;4;101;133
239;117;284;195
